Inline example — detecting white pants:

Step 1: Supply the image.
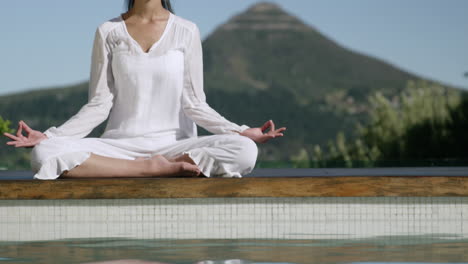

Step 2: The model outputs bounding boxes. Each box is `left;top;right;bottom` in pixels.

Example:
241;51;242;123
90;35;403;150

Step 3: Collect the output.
30;134;258;180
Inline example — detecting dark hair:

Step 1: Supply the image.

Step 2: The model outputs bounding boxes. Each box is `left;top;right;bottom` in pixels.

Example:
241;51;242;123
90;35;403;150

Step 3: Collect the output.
126;0;174;13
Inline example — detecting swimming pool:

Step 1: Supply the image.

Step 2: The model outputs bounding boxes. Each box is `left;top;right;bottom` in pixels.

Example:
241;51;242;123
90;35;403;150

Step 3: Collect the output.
1;236;468;263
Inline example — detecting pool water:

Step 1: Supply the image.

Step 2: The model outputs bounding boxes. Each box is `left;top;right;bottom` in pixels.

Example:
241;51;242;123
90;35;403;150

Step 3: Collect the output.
1;235;468;264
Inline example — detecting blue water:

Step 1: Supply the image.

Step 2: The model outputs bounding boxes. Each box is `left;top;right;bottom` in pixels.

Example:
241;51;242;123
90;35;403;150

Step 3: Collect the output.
1;236;468;264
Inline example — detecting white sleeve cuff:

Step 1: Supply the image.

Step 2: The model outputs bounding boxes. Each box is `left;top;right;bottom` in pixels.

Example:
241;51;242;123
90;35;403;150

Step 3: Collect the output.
239;124;250;133
228;124;250;134
42;127;58;139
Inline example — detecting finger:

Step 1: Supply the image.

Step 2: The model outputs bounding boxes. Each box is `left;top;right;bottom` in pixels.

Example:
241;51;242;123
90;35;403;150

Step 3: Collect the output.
18;124;28;139
15;143;33;148
260;120;271;132
276;127;287;132
273;131;285;136
272;132;283;137
269;120;275;132
6;141;18;146
16;122;23;137
20;120;33;133
3;132;21;141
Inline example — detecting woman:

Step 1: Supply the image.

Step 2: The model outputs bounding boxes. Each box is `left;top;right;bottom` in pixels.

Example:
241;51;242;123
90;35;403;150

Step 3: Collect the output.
3;0;286;180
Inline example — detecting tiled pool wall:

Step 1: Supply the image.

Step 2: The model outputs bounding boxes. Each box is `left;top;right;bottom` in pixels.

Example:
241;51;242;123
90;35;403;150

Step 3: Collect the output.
1;197;467;241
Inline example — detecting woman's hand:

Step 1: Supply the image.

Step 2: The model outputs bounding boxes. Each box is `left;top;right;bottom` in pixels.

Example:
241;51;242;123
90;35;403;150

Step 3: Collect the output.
3;120;48;148
240;120;286;143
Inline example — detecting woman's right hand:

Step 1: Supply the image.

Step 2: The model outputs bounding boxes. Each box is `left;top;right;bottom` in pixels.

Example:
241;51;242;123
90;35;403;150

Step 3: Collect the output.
3;120;48;148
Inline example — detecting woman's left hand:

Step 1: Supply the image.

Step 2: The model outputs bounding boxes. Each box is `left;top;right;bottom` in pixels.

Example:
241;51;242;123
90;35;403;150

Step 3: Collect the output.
240;120;286;144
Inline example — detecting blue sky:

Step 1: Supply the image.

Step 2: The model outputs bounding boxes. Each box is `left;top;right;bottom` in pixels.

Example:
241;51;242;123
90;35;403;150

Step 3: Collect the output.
1;0;467;96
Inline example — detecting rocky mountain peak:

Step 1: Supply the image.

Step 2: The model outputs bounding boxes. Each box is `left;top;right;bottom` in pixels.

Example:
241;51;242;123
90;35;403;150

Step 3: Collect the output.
246;2;282;12
219;1;311;32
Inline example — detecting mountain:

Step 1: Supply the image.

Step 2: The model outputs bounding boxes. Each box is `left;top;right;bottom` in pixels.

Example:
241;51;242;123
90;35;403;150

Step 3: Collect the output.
203;2;415;105
0;2;465;169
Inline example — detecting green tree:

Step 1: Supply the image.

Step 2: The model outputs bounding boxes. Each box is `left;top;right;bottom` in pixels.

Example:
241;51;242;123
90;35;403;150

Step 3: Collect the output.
0;116;18;170
0;116;14;134
312;80;467;167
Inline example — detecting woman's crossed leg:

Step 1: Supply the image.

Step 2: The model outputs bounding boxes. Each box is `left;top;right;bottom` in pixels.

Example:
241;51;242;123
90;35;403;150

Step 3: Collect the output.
31;134;257;179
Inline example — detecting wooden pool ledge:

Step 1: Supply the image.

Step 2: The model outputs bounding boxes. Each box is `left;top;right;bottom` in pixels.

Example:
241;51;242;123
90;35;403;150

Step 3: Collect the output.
1;167;468;199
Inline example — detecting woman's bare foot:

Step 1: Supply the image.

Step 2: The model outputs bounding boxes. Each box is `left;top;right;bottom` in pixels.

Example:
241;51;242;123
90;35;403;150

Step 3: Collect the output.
169;154;208;177
168;153;196;165
144;154;201;178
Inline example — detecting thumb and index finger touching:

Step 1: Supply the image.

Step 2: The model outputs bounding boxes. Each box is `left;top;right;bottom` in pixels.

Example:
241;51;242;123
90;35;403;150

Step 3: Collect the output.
261;120;274;132
20;120;33;133
3;120;32;142
261;119;286;134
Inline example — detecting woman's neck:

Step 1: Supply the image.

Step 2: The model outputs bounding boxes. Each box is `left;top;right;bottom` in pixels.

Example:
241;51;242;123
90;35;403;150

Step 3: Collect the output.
129;0;168;21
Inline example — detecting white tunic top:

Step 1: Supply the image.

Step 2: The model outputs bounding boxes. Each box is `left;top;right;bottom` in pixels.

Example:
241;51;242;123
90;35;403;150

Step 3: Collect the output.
42;13;250;141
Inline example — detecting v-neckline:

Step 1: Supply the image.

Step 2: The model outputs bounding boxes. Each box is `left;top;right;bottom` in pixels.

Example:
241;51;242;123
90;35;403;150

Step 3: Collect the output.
120;12;174;55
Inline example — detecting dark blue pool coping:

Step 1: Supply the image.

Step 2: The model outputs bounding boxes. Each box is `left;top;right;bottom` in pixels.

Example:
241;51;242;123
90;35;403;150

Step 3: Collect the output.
1;167;468;180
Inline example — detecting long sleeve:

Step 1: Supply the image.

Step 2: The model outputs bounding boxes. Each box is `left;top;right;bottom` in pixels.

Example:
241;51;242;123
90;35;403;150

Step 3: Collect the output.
43;27;114;139
181;24;250;135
